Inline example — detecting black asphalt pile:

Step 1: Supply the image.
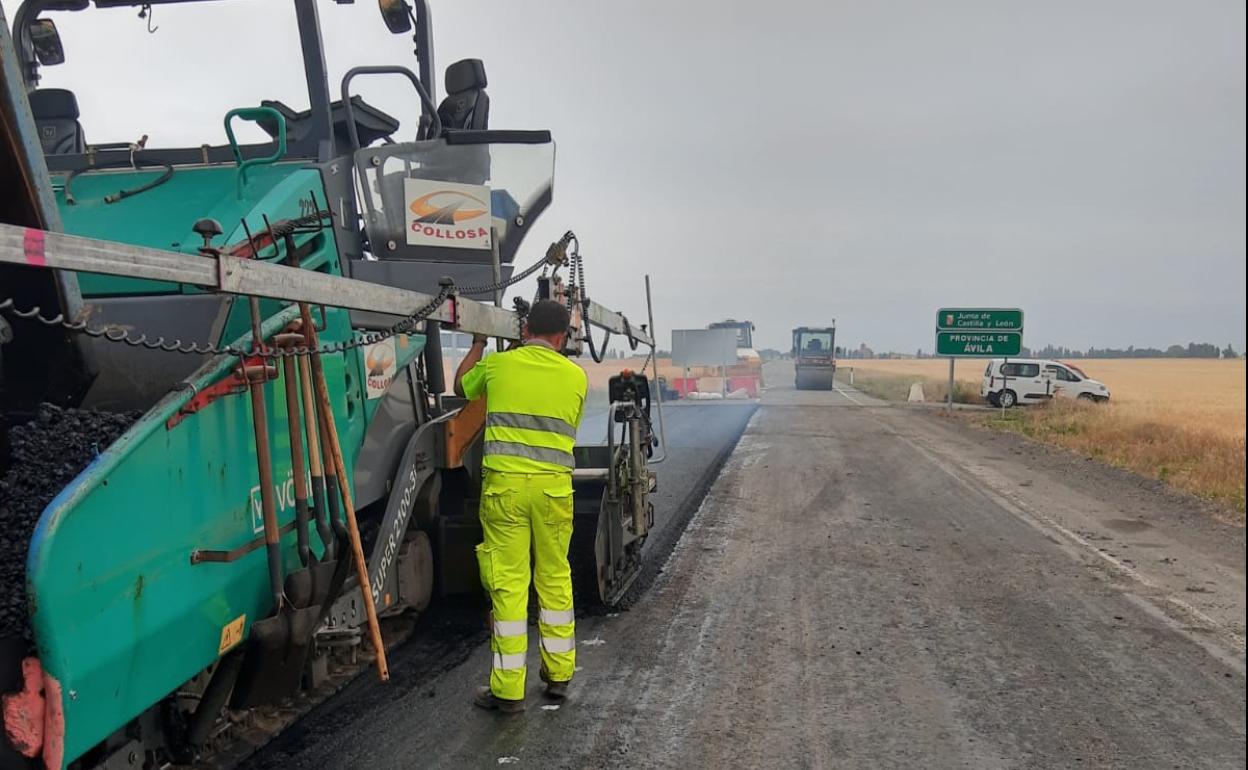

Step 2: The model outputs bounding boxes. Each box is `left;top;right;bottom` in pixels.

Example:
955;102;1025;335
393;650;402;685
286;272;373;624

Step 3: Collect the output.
0;404;136;643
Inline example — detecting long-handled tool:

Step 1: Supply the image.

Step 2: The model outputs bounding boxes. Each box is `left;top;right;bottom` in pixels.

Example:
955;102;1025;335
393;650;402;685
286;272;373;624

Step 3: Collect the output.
230;298;321;708
308;353;356;624
275;331;335;609
294;314;355;625
299;303;389;682
293;331;344;615
299;349;336;562
318;397;349;552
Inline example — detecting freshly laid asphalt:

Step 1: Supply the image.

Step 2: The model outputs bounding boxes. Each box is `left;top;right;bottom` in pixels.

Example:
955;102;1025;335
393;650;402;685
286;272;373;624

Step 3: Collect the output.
244;399;758;770
246;363;1244;769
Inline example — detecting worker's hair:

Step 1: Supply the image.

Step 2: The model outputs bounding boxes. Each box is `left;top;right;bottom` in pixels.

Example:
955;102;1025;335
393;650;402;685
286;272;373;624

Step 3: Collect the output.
527;299;571;337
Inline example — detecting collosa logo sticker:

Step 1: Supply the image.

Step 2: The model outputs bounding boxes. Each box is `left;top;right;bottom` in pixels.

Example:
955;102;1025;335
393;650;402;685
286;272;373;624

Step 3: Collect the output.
404;179;492;250
364;338;398;400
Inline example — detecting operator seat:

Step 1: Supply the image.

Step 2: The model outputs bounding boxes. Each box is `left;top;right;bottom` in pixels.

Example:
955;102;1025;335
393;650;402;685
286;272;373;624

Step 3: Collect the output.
436;59;489;132
29;88;86;155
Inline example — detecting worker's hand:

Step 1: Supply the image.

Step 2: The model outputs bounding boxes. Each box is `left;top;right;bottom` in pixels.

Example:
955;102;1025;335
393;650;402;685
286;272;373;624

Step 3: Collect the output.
472;334;489;346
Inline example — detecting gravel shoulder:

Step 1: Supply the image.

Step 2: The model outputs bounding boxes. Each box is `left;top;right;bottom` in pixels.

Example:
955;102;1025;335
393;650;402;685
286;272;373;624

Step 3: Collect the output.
905;407;1246;651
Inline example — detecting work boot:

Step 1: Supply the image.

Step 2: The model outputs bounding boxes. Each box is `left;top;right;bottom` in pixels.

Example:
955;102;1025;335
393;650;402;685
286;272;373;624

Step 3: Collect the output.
539;667;570;699
474;686;525;714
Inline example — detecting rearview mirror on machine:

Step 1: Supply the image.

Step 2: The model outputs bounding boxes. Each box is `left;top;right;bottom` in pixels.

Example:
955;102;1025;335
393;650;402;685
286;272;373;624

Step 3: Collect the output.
378;0;414;34
28;19;66;66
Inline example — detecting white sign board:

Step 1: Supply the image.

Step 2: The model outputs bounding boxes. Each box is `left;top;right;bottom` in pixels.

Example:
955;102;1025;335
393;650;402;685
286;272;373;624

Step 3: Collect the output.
672;328;738;368
363;338;398;399
403;178;493;250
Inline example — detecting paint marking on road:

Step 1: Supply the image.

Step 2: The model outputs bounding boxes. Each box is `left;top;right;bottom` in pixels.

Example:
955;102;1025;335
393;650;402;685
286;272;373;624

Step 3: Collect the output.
834;385;864;406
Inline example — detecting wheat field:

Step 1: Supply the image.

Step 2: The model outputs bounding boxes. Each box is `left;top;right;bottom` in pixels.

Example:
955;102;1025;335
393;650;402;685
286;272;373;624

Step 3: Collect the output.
841;358;1246;437
841;358;1246;513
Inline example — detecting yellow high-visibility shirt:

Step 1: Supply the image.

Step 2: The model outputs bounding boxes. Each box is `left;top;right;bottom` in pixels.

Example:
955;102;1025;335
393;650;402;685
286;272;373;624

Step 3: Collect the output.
460;340;587;473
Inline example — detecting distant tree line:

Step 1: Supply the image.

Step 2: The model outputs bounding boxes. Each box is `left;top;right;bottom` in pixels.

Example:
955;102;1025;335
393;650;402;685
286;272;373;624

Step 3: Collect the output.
1023;342;1239;359
903;342;1241;360
704;342;1241;361
838;344;876;359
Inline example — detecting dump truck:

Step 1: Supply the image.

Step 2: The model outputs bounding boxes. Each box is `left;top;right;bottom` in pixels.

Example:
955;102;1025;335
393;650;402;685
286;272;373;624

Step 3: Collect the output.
0;2;662;768
792;325;836;390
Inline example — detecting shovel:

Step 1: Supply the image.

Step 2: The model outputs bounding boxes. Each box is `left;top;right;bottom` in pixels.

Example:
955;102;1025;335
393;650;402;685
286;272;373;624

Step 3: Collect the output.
298;322;357;623
300;350;336;562
299;303;390;682
275;332;336;609
230;299;321;708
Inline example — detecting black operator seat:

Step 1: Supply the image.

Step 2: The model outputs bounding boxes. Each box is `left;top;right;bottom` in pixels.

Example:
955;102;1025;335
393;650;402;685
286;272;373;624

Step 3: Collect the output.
29;88;86;155
436;59;489;131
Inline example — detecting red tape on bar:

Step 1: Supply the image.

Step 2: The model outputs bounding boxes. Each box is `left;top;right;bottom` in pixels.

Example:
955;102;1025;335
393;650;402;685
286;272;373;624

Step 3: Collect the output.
23;228;46;267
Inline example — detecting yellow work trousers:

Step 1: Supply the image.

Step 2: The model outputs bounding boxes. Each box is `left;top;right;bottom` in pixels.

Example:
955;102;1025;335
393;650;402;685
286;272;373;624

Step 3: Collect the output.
476;470;577;701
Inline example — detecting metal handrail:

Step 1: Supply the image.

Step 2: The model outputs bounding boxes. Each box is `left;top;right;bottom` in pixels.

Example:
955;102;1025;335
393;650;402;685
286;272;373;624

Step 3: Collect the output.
339;65;442;149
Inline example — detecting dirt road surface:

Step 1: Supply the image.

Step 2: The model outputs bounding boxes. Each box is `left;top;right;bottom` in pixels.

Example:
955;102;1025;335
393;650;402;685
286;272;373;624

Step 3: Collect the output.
248;362;1244;769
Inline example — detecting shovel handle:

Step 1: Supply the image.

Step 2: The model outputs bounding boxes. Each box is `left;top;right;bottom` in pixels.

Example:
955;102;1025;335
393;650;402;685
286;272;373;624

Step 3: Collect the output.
300;303;389;682
248;379;283;609
299;354;324;477
282;355;312;567
243;303;284;612
299;353;335;557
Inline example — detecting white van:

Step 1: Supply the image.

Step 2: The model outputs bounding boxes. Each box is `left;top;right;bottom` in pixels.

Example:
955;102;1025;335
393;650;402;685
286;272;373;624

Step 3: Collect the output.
981;359;1110;408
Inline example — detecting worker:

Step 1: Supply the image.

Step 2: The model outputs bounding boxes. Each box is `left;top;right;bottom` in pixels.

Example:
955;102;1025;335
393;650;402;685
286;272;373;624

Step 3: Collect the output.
454;299;587;713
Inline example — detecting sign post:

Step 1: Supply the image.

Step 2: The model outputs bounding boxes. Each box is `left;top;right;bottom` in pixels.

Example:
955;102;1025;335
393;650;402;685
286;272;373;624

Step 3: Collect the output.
935;308;1024;412
947;357;955;413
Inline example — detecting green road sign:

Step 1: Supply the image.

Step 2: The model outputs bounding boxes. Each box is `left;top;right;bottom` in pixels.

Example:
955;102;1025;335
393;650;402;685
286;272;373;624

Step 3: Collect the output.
936;330;1023;356
935;307;1023;357
936;308;1023;332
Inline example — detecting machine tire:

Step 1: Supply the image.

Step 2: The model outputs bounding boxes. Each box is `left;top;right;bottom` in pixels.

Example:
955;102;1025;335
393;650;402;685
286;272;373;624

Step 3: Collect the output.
997;389;1017;409
986;392;1000;407
398;531;434;612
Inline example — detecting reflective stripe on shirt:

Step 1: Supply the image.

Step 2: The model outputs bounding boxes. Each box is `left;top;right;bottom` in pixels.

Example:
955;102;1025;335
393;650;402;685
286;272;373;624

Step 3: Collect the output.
483;441;575;469
486;411;578;439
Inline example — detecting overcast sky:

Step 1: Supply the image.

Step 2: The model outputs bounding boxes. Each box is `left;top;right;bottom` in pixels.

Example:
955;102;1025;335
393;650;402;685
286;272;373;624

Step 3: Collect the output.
7;0;1244;352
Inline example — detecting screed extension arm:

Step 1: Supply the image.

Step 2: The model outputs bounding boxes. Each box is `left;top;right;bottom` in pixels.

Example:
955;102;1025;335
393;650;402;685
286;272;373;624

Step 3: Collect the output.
0;223;654;348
